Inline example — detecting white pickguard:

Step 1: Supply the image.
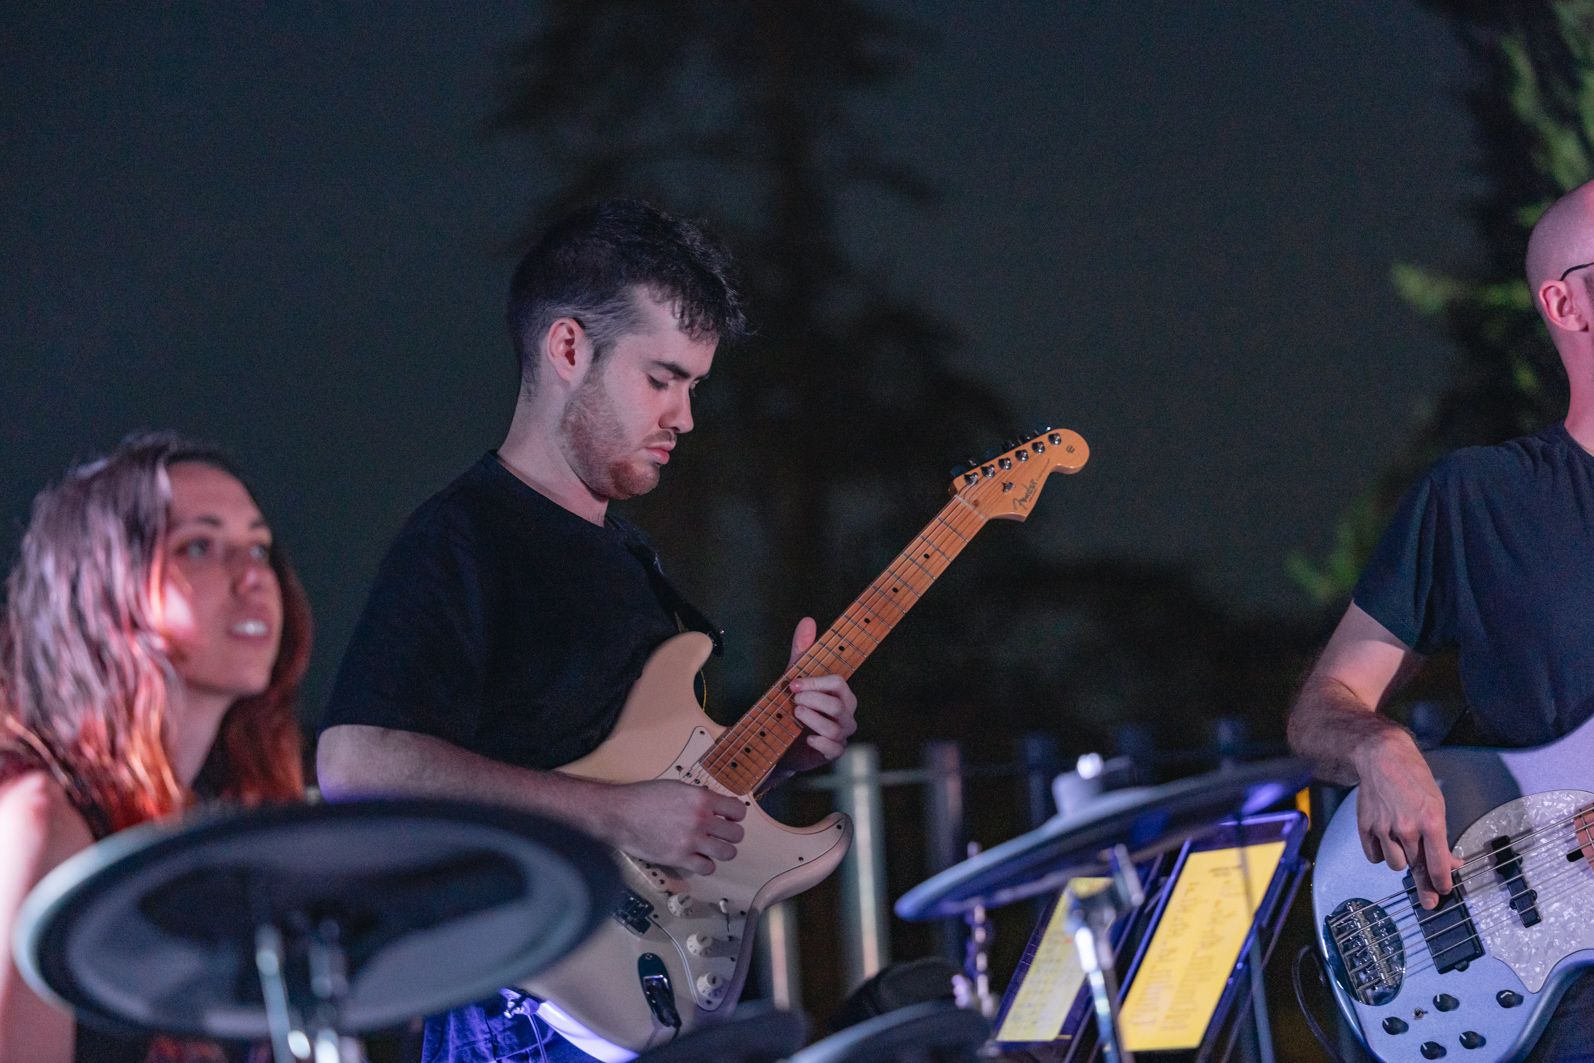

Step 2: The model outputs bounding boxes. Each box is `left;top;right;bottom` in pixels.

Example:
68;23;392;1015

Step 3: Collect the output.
622;725;850;1010
523;633;854;1052
1454;789;1594;993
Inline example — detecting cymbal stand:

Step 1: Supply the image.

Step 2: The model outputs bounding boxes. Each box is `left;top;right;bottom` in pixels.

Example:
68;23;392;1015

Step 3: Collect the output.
1064;844;1142;1063
962;843;998;1018
255;916;361;1063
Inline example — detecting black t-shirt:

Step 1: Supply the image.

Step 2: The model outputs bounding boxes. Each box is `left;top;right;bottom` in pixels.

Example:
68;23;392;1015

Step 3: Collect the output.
320;454;684;770
1354;423;1594;747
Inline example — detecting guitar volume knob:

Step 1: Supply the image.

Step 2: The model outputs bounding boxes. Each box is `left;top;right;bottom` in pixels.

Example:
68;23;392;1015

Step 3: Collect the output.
667;893;694;917
687;933;713;956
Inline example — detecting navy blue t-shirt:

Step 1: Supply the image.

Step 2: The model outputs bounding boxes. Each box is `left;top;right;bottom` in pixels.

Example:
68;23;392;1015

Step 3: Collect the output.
1354;423;1594;747
320;453;684;770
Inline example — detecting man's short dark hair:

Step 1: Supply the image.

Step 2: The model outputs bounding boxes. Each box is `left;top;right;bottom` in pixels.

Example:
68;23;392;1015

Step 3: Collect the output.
507;199;749;386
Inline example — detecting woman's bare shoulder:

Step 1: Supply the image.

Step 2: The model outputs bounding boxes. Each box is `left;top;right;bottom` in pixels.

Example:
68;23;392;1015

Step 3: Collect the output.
0;771;95;881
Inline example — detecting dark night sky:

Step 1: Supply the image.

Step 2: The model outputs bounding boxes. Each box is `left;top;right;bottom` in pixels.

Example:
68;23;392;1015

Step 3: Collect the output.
2;4;1481;710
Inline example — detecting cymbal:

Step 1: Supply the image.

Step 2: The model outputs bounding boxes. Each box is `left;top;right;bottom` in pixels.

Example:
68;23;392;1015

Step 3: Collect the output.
14;798;619;1041
633;1004;808;1063
896;757;1309;920
786;1001;991;1063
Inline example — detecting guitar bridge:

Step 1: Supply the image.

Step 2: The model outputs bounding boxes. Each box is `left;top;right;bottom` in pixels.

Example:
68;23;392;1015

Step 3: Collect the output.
1326;898;1404;1005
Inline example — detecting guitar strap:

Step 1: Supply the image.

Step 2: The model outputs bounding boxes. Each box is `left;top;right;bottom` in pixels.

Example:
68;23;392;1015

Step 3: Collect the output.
625;542;725;658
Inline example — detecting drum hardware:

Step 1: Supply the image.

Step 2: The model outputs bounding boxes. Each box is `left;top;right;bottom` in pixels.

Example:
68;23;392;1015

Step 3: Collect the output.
13;798;619;1063
961;842;998;1020
898;755;1311;1059
786;1000;991;1063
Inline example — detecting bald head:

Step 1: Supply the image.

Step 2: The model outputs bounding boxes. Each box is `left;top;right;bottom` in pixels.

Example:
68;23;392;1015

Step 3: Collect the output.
1527;180;1594;292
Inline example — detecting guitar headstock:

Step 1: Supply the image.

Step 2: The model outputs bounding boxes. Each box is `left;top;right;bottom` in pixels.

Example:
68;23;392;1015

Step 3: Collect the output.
949;427;1089;521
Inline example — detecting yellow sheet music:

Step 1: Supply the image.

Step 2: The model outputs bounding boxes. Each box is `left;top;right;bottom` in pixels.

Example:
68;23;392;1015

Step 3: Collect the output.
994;877;1109;1043
1119;841;1285;1052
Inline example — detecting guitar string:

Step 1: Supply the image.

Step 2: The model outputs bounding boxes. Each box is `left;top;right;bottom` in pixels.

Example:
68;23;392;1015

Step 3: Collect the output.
694;510;960;782
1323;809;1590;935
691;495;985;790
1333;820;1584;955
1328;813;1585;944
1334;841;1594;985
1338;856;1594;990
1334;854;1590;989
1335;850;1575;983
1328;815;1592;975
1324;808;1594;934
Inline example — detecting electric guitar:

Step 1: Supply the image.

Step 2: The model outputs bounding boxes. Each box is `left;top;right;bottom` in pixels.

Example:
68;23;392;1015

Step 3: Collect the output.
524;427;1090;1053
1313;713;1594;1062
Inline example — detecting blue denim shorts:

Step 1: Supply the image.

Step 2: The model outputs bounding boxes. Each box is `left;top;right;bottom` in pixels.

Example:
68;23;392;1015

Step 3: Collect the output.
421;989;600;1063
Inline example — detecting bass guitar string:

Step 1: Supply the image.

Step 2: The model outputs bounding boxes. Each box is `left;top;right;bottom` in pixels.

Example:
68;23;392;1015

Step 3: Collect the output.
1336;855;1582;987
1332;810;1592;950
1333;824;1579;949
1336;859;1589;992
1348;856;1594;989
1324;807;1592;936
1336;835;1586;975
1335;849;1594;987
1325;807;1594;935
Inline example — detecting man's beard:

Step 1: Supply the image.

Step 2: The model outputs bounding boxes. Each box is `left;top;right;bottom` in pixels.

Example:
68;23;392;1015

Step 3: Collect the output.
559;370;663;500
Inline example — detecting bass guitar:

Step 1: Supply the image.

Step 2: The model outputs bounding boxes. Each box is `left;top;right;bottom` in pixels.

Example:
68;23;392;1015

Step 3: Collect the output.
1313;714;1594;1062
524;427;1090;1052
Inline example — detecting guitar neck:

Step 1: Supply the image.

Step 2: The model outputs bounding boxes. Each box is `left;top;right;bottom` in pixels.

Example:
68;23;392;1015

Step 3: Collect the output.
698;494;988;795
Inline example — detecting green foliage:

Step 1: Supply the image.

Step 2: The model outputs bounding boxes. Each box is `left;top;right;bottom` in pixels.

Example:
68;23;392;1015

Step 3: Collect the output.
1295;0;1591;602
1287;495;1384;607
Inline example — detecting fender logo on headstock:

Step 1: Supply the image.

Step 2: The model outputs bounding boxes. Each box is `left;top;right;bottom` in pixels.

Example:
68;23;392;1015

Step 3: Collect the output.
951;427;1090;522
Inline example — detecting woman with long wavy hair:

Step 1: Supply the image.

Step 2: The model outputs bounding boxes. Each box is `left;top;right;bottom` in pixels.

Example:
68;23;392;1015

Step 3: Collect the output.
0;433;311;1063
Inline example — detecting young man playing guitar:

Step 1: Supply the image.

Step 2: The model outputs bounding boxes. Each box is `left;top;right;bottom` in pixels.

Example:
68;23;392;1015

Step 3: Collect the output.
1288;179;1594;1060
316;200;859;1062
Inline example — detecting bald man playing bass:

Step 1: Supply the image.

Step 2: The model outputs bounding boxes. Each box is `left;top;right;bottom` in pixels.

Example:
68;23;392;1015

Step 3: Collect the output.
1288;179;1594;1059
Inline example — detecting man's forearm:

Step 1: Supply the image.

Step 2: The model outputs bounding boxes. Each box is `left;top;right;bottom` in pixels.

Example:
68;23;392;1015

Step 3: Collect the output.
316;724;619;842
1287;674;1412;786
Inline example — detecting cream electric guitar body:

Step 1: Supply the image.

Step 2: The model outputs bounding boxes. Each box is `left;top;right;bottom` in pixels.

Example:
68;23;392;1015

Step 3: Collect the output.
523;428;1090;1053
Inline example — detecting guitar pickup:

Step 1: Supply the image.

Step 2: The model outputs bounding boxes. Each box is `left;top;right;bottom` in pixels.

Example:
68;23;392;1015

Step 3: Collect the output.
1403;872;1482;973
613;890;655;935
1488;835;1541;928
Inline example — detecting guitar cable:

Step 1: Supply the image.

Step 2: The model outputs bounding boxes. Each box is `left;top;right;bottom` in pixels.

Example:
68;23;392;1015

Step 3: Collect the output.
1292;943;1352;1063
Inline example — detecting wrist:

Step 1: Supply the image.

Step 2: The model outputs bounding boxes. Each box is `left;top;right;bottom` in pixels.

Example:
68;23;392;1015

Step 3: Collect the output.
569;778;625;846
1348;721;1413;778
